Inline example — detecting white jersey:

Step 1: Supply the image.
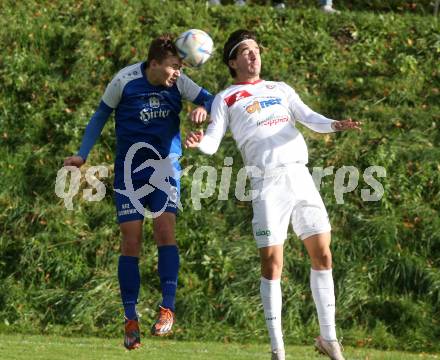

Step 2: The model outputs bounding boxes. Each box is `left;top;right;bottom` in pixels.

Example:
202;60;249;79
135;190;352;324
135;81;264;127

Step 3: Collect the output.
198;80;336;171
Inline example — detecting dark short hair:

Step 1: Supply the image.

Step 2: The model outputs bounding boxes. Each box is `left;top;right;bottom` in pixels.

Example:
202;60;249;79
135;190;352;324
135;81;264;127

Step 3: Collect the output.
223;29;258;78
146;34;179;67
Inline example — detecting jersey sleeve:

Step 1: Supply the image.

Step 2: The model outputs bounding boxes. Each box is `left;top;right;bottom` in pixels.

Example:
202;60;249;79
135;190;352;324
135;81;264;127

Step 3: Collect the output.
198;94;229;155
176;74;214;112
77;101;113;160
101;73;123;109
282;83;336;133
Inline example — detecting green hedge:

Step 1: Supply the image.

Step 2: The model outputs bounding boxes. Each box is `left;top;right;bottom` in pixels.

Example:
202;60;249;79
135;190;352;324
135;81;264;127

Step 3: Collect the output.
0;0;439;352
212;0;435;14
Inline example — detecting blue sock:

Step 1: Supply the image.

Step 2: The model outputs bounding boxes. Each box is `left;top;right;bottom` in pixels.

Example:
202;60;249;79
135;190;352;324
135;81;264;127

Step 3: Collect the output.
158;245;180;312
118;256;140;320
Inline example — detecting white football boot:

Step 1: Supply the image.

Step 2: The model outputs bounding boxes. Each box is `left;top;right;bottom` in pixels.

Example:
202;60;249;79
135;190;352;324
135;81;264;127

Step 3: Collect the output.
321;5;340;14
271;348;286;360
274;2;286;10
315;336;345;360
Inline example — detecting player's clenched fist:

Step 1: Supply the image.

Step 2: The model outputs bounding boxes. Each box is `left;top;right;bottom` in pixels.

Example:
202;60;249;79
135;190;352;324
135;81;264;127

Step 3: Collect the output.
64;155;85;168
331;118;362;131
190;106;208;124
184;130;204;148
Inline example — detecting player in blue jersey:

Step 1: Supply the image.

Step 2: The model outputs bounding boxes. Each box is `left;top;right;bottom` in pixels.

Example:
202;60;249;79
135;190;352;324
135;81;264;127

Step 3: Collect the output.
64;34;213;350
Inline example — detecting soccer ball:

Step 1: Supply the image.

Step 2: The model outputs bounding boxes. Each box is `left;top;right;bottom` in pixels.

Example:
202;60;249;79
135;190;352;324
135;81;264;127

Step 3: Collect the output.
175;29;213;68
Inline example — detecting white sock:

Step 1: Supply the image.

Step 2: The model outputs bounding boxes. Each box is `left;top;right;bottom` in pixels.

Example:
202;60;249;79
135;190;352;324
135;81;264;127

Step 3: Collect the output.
260;277;284;351
310;268;337;341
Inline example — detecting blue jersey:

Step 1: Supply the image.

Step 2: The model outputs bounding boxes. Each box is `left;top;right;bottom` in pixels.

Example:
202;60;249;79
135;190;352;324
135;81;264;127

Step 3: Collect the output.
101;61;212;164
76;62;212;221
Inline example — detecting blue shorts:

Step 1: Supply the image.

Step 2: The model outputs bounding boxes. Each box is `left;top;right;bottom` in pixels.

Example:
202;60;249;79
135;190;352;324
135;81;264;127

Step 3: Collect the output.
113;167;180;224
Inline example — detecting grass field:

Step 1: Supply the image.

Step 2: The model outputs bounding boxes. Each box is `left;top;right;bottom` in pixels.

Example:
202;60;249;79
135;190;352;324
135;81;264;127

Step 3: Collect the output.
0;334;438;360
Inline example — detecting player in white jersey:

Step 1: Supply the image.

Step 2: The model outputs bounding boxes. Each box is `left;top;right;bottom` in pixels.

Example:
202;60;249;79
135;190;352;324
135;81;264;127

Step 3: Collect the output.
185;29;360;360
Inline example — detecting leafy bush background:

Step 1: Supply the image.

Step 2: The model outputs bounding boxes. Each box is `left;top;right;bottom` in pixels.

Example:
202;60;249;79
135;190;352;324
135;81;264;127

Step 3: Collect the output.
0;0;439;352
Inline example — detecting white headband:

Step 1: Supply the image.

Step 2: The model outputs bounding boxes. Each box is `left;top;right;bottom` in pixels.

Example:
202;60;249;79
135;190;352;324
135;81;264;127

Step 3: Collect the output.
228;39;255;59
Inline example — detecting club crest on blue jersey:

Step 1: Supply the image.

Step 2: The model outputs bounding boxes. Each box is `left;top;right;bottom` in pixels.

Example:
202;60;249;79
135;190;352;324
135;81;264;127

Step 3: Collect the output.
149;96;160;108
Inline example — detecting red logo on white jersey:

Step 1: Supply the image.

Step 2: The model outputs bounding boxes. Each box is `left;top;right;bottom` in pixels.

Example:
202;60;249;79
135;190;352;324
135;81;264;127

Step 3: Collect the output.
224;90;252;107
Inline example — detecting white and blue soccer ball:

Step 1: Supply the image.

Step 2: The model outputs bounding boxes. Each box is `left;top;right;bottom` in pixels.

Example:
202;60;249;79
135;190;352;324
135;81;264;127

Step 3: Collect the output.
175;29;213;68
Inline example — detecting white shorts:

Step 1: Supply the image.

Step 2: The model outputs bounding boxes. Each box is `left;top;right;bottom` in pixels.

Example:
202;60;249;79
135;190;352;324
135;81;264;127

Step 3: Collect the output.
251;164;331;248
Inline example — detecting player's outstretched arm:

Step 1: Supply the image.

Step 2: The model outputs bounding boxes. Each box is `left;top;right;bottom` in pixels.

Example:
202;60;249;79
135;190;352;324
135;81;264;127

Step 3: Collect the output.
64;155;85;168
190;106;208;124
331;118;362;131
184;130;204;149
62;101;113;168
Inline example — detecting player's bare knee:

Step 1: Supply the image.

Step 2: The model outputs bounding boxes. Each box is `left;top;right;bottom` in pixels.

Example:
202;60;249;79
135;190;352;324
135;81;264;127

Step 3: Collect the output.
121;236;142;256
261;268;282;280
153;223;176;246
153;214;176;246
261;258;283;279
154;230;176;246
312;250;332;269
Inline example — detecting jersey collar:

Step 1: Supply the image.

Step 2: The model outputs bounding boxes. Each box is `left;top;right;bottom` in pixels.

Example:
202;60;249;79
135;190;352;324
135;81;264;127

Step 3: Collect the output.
234;79;263;85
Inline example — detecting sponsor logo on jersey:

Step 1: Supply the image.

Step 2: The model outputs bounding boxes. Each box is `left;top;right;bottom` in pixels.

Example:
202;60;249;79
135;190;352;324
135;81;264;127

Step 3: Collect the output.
266;84;275;89
117;202;138;217
224;90;252;107
245;98;282;113
139;95;170;124
140;108;171;124
257;115;289;127
255;229;271;236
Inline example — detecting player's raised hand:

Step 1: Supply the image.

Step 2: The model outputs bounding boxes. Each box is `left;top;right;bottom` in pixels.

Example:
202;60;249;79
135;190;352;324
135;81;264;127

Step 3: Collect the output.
190;106;208;124
332;118;362;131
184;130;204;148
64;155;85;168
